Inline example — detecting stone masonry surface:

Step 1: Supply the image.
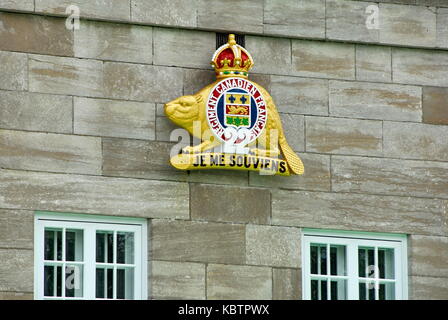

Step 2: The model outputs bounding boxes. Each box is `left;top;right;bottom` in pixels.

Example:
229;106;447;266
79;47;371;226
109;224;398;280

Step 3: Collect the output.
0;0;447;300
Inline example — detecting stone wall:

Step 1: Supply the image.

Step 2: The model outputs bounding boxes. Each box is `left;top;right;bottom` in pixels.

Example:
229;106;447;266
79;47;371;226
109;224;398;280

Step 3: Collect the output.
0;0;447;300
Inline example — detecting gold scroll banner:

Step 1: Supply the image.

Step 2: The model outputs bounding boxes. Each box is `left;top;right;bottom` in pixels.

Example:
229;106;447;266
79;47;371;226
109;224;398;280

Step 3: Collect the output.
170;153;291;176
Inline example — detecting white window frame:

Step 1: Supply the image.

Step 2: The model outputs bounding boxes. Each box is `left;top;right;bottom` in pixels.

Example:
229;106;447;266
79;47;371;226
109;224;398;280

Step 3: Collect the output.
34;211;148;300
302;229;408;300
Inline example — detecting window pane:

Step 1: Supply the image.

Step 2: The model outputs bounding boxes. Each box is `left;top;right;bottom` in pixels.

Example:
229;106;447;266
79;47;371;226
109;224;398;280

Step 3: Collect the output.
310;245;318;274
44;265;54;297
96;267;114;299
44;230;54;261
359;282;366;300
107;268;113;298
320;246;327;275
117;268;134;299
117;232;134;264
378;248;395;279
311;244;330;275
95;268;105;299
359;280;377;300
358;247;375;278
379;282;395;300
331;279;347;300
368;248;374;272
358;248;366;277
65;229;83;262
330;245;346;276
44;229;62;261
56;265;63;296
65;265;83;298
96;231;114;263
320;280;327;300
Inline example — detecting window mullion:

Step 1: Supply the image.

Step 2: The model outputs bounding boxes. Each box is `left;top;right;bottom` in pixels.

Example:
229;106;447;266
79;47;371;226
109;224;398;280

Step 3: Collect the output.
62;228;66;299
84;225;96;300
395;245;403;300
347;242;359;300
326;243;331;300
303;239;311;300
374;247;379;300
113;231;117;300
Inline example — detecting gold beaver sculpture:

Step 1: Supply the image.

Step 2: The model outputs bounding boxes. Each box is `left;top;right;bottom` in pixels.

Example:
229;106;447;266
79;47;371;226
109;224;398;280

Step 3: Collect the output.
165;80;304;175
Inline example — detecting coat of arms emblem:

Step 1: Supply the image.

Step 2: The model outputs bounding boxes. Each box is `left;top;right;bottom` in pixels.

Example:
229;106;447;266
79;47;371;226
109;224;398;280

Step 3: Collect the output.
164;34;304;176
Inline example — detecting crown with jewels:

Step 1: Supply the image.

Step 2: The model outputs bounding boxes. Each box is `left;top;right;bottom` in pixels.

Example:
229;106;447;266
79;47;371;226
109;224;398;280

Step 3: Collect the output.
211;34;254;79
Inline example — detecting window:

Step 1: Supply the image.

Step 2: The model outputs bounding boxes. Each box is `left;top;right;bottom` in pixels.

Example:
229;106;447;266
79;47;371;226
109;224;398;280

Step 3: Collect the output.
34;212;147;300
302;230;408;300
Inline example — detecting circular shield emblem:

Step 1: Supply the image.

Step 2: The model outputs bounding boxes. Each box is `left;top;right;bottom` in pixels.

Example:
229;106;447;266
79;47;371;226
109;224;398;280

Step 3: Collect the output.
206;77;267;146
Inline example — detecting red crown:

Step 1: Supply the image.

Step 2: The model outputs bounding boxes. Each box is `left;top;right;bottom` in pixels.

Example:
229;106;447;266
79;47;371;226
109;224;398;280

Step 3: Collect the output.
211;34;254;79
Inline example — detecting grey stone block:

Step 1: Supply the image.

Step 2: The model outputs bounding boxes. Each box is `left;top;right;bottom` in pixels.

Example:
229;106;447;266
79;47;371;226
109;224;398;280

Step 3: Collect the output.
155;115;179;142
410;235;448;278
0;169;189;219
249;153;331;192
383;121;448;162
0;90;72;133
0;249;33;292
74;20;152;64
326;0;379;43
250;74;271;92
104;62;182;103
102;138;187;181
281;113;305;152
305;116;383;156
272;189;447;236
273;268;301;300
132;0;197;28
0;129;102;175
197;0;263;33
270;76;328;116
0;12;73;56
0;209;33;249
246;225;301;268
264;0;325;39
183;69;216;95
246;36;291;75
187;170;250;187
331;155;448;199
292;40;355;80
356;45;392;82
154;28;215;69
437;8;448;48
0;0;34;11
423;86;448;125
0;51;27;91
392;48;448;87
207;264;272;300
329;80;421;122
190;184;270;224
35;0;131;21
379;3;437;47
0;292;33;300
74;97;155;140
151;220;245;264
410;276;448;300
29;54;104;97
151;261;205;300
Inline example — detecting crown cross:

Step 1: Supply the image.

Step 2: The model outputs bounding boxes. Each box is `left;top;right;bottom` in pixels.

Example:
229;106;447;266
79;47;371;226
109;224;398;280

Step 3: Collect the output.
220;58;231;67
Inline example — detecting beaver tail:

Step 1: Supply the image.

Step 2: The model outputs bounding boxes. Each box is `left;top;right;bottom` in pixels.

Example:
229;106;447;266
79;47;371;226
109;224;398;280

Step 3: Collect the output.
279;137;304;175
